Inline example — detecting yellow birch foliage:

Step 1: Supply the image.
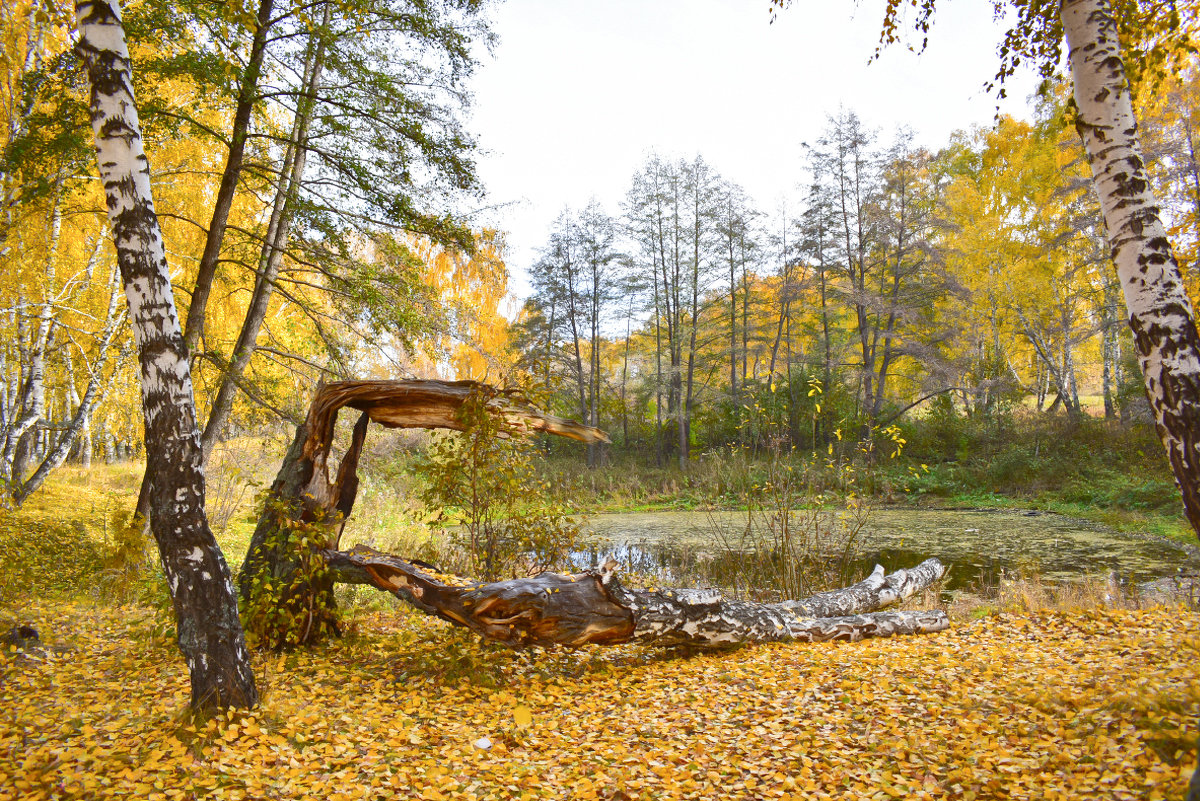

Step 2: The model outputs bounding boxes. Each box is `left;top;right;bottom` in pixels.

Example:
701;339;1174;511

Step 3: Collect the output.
413;230;513;381
936;113;1107;397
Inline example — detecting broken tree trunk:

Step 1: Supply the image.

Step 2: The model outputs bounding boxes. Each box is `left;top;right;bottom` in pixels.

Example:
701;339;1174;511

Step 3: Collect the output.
237;380;610;647
325;546;948;647
239;378;949;649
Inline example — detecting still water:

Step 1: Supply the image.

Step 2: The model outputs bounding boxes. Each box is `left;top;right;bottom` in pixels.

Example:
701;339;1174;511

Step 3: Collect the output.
573;508;1200;591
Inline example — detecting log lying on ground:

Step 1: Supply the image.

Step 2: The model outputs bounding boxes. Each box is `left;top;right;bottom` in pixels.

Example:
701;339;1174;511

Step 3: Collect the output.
772;560;949;618
325;546;949;647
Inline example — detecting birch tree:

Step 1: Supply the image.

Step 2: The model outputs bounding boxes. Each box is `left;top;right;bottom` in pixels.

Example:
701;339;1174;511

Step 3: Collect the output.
1061;8;1200;798
771;0;1200;793
1060;0;1200;537
75;0;257;710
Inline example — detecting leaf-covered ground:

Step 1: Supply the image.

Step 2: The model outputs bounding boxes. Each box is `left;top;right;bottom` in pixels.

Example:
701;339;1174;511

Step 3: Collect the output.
2;601;1196;800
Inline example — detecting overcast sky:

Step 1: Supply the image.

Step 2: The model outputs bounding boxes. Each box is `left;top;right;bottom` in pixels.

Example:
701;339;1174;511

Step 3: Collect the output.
463;0;1043;301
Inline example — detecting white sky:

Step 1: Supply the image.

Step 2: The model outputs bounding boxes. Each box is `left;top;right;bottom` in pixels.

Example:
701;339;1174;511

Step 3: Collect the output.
464;0;1043;302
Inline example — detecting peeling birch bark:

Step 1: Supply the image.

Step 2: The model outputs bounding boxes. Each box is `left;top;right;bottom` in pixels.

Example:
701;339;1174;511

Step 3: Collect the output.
76;0;257;710
1063;0;1200;537
771;559;948;618
325;546;949;648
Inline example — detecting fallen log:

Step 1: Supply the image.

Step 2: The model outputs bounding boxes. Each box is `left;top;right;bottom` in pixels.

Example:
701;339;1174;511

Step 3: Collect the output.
239;378;951;649
324;546;949;647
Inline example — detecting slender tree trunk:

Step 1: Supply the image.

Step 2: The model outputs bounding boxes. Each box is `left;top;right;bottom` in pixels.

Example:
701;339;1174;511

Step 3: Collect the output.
0;184;59;488
200;9;329;460
728;233;739;405
682;181;703;469
620;291;633;447
543;293;556;398
12;262;125;504
1101;276;1119;419
182;0;276;358
817;241;833;401
785;307;801;443
1062;336;1082;421
76;0;257;710
100;420;115;463
871;179;911;425
768;208;790;378
564;254;588;432
669;175;685;464
741;242;750;386
652;250;665;466
587;256;601;469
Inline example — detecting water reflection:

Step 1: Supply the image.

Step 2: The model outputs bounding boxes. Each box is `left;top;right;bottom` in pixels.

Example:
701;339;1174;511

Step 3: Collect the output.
571;509;1200;593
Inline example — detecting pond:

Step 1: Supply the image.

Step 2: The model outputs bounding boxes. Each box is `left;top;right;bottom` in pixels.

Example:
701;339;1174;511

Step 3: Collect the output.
572;508;1200;593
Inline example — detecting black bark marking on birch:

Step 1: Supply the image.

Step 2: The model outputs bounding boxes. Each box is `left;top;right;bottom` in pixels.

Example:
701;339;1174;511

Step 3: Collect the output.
1064;0;1200;539
77;0;257;710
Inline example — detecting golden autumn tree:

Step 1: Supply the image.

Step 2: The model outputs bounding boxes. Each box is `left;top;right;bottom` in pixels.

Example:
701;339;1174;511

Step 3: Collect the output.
411;229;514;382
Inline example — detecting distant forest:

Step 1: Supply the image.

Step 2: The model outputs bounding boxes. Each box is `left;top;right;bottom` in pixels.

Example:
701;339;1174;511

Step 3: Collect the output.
507;92;1200;466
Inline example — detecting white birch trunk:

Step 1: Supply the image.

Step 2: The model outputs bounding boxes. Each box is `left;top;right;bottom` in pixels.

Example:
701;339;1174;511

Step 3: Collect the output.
1062;0;1200;536
11;263;125;503
1061;8;1200;791
0;187;60;488
76;0;257;710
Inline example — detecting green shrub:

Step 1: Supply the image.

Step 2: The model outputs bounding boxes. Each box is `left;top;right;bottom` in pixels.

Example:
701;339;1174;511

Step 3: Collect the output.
413;390;583;581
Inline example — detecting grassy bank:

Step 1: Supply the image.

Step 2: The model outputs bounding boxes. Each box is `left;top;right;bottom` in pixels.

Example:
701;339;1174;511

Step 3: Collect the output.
523;414;1195;545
